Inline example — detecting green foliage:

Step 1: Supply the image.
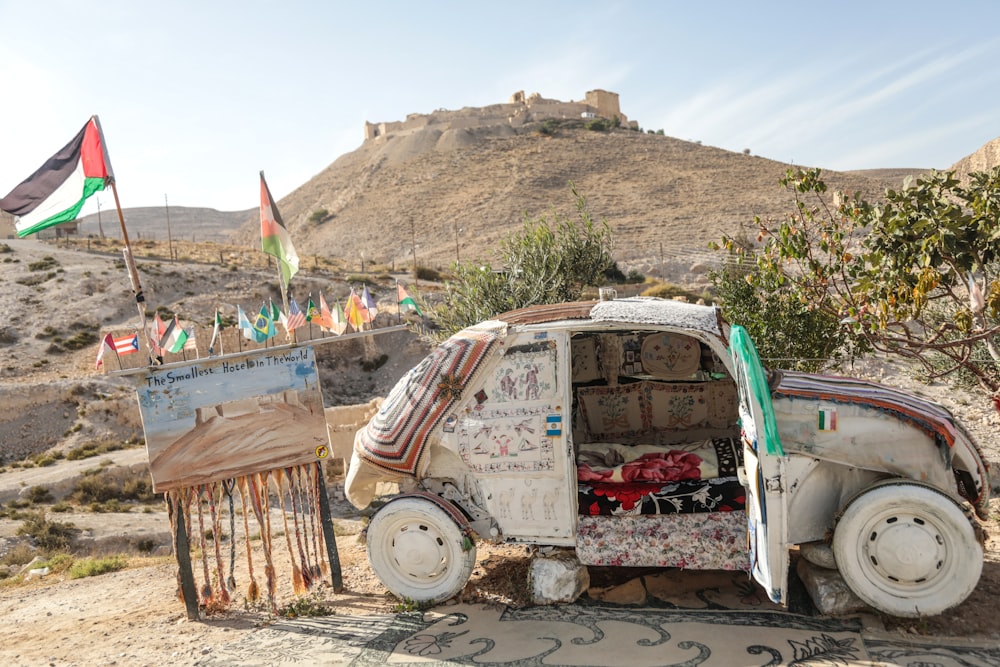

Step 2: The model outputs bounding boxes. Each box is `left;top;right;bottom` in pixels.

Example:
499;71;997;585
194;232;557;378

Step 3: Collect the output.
68;554;127;579
309;208;330;224
71;470;156;506
16;511;77;553
538;119;559;136
434;184;615;336
62;330;98;350
640;281;711;303
585;118;611;132
715;166;1000;393
391;596;432;612
27;486;52;504
602;262;644;284
710;251;854;372
27;256;59;272
66;438;127;461
279;589;334;618
414;265;444;282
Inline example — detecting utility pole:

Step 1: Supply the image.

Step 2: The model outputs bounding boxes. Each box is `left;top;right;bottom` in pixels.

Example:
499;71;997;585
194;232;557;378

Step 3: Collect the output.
410;218;418;288
164;194;174;260
455;223;462;263
97;197;105;239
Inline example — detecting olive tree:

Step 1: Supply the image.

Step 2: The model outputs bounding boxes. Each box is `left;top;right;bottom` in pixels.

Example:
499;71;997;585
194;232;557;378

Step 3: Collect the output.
716;166;1000;396
434;184;615;336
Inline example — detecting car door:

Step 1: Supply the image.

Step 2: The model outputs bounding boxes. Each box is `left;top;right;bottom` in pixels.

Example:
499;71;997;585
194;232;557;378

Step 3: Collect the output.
729;325;789;604
460;329;577;545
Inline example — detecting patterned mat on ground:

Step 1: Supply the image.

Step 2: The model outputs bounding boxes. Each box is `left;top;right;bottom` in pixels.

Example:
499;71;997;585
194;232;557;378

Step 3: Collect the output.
198;603;1000;667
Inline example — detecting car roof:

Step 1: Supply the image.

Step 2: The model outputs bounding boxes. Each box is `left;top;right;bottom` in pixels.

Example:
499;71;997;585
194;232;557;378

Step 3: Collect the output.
496;297;727;338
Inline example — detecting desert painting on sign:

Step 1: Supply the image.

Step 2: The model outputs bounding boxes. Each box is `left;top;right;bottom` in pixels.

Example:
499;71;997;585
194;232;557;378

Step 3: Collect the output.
135;346;329;492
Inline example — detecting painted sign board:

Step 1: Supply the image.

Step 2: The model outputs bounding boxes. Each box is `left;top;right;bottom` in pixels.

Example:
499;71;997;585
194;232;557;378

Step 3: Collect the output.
135;346;329;492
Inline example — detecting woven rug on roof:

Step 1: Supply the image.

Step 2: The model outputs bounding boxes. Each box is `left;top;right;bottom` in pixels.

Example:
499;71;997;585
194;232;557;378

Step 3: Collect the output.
356;325;504;477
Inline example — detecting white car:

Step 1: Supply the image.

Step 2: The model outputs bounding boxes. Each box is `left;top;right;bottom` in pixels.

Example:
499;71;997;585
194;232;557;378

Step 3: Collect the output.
345;297;991;617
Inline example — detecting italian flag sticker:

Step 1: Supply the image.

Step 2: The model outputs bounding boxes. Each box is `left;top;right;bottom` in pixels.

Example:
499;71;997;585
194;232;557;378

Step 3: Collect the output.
818;408;837;431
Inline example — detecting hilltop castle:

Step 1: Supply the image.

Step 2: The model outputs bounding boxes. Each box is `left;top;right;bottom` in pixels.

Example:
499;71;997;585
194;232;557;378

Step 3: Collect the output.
364;89;635;141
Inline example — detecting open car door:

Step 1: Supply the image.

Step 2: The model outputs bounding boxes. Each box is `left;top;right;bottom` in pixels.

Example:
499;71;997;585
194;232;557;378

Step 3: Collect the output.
729;325;788;604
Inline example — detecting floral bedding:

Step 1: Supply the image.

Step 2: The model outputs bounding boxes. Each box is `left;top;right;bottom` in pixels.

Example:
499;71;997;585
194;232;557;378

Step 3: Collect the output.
576;437;745;516
576;512;750;570
579;477;746;516
576;437;740;484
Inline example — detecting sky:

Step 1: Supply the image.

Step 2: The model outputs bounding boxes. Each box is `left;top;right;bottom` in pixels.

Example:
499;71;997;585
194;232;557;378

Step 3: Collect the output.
2;0;999;216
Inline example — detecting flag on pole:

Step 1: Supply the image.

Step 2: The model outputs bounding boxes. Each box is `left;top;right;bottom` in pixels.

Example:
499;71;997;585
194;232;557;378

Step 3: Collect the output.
260;171;299;287
305;297;320;324
285;298;306;331
150;313;167;358
159;317;189;354
320;293;342;334
253;304;276;341
95;333;114;369
345;289;366;331
361;285;378;321
182;326;197;352
208;309;223;354
398;283;423;316
270;299;287;332
0;116;114;238
237;305;256;341
111;333;140;355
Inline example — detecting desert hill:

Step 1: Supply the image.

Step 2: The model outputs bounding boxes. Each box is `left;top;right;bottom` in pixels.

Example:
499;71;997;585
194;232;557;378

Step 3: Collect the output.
230;116;927;281
950;136;1000;182
75;206;251;245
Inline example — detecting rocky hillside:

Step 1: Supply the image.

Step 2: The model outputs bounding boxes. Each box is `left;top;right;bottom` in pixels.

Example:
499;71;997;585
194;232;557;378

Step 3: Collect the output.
231;118;926;281
951;136;1000;181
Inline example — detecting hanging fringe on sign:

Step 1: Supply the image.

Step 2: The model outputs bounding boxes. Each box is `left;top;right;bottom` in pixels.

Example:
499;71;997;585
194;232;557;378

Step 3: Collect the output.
285;466;313;591
165;461;339;617
275;468;306;594
206;482;231;606
195;485;213;603
237;476;261;603
296;464;322;580
249;471;278;611
223;480;238;592
306;462;330;577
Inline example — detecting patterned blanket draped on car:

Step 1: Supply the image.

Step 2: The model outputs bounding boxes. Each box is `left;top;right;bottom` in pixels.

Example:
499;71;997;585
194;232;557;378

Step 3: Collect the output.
354;323;504;478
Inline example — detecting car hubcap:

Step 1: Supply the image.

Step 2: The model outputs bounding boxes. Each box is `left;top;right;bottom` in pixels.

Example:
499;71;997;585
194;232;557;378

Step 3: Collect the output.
390;521;448;580
863;513;946;587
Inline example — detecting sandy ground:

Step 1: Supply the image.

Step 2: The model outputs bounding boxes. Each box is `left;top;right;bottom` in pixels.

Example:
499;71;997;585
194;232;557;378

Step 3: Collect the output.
1;239;999;665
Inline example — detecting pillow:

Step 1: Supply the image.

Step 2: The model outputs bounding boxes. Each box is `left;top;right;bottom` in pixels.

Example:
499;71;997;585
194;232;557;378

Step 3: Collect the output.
640;333;700;379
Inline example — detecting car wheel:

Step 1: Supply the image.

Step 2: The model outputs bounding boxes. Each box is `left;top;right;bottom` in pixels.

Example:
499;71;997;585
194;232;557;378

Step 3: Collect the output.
366;496;476;604
832;481;982;618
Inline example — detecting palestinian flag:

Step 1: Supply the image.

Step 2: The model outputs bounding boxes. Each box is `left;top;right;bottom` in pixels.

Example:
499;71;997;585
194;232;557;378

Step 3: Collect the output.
260;171;299;287
1;116;114;237
159;317;189;354
398;283;423;316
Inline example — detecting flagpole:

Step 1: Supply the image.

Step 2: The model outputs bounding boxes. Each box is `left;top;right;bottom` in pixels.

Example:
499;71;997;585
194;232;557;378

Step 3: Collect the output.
111;341;123;371
110;181;152;363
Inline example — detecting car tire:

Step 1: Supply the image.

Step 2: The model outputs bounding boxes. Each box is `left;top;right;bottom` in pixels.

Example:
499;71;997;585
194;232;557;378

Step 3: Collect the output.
832;480;982;618
366;496;476;604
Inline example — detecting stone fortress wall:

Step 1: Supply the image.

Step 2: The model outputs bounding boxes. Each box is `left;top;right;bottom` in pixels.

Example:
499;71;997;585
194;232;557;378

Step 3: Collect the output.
364;89;634;141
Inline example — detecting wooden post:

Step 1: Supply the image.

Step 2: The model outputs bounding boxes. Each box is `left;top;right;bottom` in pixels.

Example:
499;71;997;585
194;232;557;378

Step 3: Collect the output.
170;493;201;620
316;466;343;592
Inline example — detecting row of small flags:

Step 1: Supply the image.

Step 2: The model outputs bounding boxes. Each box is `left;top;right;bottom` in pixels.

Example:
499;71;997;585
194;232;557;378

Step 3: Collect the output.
96;283;424;369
